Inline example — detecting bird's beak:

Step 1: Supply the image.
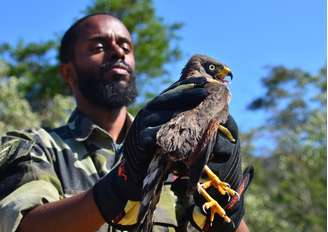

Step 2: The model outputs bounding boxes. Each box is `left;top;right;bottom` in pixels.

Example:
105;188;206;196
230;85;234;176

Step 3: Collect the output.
216;66;233;82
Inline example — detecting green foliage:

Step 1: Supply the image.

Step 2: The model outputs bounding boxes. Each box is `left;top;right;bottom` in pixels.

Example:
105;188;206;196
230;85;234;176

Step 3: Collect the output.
0;59;74;132
0;39;71;128
37;94;75;128
0;40;66;100
243;66;327;231
0;62;39;133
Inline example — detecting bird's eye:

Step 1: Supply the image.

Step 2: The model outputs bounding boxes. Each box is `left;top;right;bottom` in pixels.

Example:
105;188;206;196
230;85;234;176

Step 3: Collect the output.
208;64;216;71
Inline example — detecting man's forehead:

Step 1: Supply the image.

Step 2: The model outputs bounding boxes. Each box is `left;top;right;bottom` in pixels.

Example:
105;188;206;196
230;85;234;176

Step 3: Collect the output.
77;15;131;40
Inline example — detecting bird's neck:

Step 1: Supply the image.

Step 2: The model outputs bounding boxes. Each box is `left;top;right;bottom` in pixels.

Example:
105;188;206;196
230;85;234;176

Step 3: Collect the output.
180;70;203;79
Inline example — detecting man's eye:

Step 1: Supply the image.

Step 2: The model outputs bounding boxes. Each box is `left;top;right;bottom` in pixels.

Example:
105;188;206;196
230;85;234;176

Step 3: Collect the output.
121;43;131;53
92;43;104;52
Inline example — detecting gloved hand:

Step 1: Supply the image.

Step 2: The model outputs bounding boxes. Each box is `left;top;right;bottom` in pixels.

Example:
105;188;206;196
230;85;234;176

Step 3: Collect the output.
93;77;210;225
189;116;253;232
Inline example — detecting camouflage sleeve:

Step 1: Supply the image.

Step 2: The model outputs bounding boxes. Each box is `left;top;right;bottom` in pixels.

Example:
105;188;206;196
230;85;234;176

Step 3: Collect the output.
0;130;62;232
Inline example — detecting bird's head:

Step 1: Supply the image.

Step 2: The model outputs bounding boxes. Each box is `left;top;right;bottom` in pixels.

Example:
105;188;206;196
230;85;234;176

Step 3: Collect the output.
180;54;233;84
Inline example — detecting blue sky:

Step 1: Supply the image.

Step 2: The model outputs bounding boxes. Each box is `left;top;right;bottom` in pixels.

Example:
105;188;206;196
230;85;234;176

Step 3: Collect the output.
0;0;326;132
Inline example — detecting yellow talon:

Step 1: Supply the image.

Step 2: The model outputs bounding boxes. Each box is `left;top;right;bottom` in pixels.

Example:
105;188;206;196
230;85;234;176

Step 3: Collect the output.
196;165;240;224
203;165;239;198
197;183;231;224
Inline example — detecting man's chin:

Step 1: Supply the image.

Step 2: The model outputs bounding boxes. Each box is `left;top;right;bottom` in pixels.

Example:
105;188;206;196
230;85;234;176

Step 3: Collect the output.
116;80;130;88
88;96;129;110
103;71;131;82
78;72;137;109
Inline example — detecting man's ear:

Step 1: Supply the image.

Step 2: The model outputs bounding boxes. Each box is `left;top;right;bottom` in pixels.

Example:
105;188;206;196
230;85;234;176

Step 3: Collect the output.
60;63;76;88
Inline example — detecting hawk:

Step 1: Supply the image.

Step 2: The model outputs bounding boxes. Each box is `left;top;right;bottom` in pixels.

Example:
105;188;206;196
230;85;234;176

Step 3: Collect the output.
137;54;238;231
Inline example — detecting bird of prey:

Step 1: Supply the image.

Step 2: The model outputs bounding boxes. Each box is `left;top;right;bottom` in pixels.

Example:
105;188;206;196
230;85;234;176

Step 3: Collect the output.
136;54;238;232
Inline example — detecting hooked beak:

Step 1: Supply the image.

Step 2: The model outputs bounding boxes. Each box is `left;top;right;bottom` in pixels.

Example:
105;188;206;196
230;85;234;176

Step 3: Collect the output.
216;66;233;82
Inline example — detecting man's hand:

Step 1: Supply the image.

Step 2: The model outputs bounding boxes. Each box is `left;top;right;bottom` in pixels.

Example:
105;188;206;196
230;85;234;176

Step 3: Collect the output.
93;77;209;225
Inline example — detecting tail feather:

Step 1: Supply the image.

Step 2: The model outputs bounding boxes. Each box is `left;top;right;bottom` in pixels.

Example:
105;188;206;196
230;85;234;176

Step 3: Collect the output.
136;154;169;232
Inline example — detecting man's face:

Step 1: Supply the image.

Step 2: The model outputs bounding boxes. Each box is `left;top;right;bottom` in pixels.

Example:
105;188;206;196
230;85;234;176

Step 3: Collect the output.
71;15;137;109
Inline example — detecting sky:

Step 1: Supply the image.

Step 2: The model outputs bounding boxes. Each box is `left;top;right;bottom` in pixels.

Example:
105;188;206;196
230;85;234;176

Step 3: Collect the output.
0;0;326;132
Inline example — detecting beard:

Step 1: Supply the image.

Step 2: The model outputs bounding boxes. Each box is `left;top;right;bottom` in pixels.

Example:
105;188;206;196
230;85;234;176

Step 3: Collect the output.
74;62;138;109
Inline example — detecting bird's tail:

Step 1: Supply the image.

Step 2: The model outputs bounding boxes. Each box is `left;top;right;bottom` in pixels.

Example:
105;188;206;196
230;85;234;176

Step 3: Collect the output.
136;153;169;232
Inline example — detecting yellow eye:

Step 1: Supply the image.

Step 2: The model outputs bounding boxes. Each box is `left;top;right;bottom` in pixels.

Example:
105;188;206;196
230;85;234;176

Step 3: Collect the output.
209;64;216;71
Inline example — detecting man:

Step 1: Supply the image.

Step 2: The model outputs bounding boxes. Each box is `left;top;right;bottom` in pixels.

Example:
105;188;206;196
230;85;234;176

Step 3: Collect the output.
0;13;251;232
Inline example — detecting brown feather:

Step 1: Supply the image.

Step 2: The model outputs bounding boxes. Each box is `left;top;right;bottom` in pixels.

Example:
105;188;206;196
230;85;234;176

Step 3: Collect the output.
156;80;230;163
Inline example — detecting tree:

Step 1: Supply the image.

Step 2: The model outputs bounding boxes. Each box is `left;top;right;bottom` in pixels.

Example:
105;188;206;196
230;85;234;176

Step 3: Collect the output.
0;59;75;133
0;0;182;128
0;59;39;133
243;65;326;232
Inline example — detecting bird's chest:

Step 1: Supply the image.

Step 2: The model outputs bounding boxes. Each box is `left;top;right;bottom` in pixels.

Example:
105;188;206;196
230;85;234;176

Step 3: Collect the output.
156;84;230;161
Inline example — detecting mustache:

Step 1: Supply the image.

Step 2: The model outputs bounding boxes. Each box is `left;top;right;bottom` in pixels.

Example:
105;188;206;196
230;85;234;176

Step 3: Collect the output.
99;60;133;74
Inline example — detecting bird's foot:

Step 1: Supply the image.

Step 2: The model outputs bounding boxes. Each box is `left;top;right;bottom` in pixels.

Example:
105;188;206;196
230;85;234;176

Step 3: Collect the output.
196;165;240;224
197;183;231;224
202;165;240;200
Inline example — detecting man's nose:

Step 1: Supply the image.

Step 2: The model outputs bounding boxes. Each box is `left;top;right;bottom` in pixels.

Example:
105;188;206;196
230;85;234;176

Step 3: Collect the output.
108;41;124;61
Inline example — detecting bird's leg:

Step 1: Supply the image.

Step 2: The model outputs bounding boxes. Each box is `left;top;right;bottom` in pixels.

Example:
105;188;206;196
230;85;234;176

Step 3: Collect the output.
196;123;239;224
201;123;239;197
197;183;231;224
201;165;239;199
198;165;240;225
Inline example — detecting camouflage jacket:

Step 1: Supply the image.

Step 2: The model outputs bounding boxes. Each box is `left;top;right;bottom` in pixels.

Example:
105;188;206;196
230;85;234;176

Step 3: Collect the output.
0;110;180;232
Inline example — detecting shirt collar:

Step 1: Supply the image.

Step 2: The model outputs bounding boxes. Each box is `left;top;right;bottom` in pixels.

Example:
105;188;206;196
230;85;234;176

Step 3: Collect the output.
67;109;133;143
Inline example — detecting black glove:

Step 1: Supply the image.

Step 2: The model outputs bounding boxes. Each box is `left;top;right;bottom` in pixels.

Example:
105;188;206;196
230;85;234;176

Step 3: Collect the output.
93;77;209;225
191;115;254;232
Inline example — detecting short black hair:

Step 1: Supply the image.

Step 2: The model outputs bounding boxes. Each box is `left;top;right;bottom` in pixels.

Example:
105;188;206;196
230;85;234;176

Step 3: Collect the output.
59;13;116;64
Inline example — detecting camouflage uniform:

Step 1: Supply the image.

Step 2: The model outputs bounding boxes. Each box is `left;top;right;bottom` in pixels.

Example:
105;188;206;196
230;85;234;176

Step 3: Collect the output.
0;110;179;232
